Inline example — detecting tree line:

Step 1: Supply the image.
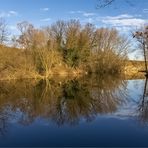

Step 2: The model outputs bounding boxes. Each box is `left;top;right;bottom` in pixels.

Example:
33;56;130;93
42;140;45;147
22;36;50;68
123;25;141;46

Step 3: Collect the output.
0;19;130;80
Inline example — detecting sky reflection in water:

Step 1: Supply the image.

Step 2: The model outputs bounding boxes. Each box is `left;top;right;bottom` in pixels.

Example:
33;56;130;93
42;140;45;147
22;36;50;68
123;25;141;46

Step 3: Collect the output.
0;75;147;147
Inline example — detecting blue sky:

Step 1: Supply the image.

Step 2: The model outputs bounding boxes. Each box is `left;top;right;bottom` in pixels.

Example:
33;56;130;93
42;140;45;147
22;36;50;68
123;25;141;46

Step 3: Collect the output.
0;0;148;31
0;0;148;59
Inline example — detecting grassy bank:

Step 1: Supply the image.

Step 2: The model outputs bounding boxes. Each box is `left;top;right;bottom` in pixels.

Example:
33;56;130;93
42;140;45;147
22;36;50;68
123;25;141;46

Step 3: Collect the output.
124;60;146;77
0;45;146;81
0;45;85;80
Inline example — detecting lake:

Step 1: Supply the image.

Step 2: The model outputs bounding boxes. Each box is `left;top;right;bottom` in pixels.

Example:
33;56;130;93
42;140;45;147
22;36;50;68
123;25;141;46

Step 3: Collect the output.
0;75;148;147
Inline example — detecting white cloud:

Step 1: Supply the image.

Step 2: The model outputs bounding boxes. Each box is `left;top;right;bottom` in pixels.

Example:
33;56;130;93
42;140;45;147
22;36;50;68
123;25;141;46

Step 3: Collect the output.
0;10;18;18
8;25;17;31
9;11;18;16
101;14;147;28
40;18;51;22
81;18;94;24
69;11;75;14
95;14;148;35
7;25;20;37
104;14;134;20
40;8;49;11
102;18;146;27
69;11;96;17
83;13;95;17
143;9;148;13
115;26;133;33
77;11;84;14
69;10;84;14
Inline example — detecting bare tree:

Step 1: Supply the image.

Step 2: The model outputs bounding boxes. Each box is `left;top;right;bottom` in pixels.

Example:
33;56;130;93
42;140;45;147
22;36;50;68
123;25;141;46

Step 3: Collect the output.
17;21;34;49
65;20;81;49
97;0;115;8
96;0;134;8
0;18;9;45
90;28;129;73
133;26;148;74
51;20;66;50
11;35;19;48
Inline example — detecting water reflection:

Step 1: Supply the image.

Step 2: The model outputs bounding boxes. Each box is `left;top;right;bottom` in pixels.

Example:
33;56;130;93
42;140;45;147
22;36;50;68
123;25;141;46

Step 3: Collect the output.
139;78;148;123
0;75;128;129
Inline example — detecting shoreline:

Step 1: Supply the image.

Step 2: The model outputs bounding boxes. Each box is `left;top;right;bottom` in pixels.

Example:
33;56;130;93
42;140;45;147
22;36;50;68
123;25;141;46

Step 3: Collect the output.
0;70;146;82
0;60;146;81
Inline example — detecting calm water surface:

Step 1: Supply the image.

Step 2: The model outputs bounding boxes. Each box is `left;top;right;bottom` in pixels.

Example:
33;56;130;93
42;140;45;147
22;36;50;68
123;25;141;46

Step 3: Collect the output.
0;75;148;147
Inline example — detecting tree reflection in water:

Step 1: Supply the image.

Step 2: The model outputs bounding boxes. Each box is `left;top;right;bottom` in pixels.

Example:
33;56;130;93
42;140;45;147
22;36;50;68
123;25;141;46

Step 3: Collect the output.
0;74;128;132
139;78;148;123
52;75;128;125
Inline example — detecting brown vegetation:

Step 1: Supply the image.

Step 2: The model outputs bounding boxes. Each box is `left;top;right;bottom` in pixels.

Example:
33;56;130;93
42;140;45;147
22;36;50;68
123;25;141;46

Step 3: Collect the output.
0;19;130;80
124;60;145;79
0;74;127;126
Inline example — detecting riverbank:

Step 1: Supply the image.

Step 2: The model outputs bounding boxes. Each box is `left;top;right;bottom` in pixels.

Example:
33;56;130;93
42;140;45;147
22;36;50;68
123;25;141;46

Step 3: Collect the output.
124;60;145;78
0;63;146;81
0;44;146;81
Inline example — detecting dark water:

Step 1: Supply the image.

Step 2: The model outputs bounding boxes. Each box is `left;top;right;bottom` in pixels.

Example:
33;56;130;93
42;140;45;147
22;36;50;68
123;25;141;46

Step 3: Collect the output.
0;75;148;147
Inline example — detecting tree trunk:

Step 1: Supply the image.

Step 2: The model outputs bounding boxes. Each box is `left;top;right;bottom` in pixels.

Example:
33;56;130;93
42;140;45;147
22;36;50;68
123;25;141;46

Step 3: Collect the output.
143;42;148;74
